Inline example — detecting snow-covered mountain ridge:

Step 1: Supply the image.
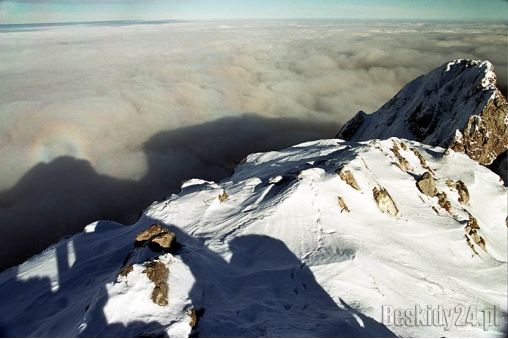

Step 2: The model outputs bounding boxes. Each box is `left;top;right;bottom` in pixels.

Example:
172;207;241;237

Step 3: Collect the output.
337;59;508;166
0;137;506;337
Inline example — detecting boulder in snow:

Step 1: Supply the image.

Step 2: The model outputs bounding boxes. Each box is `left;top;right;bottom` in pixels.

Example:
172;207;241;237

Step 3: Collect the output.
455;180;470;204
143;261;170;306
338;196;350;213
372;187;398;216
218;190;229;202
135;224;175;251
337;168;360;190
416;172;438;197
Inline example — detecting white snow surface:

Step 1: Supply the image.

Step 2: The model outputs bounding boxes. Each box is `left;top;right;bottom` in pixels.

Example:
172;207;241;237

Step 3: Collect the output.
0;137;506;337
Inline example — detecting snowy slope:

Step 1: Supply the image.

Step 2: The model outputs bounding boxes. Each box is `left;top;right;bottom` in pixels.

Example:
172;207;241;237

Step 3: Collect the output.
337;59;508;165
0;137;506;337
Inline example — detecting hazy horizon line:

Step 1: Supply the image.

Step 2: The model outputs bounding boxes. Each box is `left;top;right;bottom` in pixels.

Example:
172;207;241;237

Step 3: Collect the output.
1;17;506;28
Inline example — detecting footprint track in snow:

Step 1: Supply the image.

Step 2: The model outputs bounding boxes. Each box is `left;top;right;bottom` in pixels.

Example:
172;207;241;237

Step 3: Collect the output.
302;181;325;263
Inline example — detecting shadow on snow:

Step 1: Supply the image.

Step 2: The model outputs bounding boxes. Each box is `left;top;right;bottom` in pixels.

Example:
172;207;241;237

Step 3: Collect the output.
0;215;396;337
0;113;340;272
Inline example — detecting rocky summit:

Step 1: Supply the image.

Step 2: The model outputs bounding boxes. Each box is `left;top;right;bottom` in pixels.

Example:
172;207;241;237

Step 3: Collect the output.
337;59;508;167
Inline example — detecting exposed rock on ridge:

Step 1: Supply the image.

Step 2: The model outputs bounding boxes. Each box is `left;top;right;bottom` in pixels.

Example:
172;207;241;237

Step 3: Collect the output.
143;261;170;306
135;223;175;251
416;172;438;197
336;59;508;167
372;187;398;216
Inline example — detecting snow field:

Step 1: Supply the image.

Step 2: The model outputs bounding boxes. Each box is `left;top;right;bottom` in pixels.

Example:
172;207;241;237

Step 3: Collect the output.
0;137;505;337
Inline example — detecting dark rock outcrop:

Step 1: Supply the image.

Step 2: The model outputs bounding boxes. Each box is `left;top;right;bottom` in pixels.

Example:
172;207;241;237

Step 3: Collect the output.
487;150;507;185
338;110;366;140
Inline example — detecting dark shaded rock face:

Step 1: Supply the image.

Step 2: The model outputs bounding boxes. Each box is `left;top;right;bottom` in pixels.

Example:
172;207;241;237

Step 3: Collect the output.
337;59;508;169
337;110;366;141
488;151;507;186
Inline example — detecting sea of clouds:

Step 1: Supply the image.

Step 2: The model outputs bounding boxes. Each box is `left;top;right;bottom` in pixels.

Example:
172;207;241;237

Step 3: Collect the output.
0;19;506;271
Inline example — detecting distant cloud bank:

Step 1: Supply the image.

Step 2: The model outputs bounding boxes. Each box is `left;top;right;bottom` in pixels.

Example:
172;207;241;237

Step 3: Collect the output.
0;20;506;271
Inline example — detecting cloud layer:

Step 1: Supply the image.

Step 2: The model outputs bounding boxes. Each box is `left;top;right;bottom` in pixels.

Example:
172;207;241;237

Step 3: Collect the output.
0;20;506;271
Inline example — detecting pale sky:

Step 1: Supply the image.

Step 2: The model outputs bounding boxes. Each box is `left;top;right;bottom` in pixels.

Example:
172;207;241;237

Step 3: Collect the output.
0;0;507;24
